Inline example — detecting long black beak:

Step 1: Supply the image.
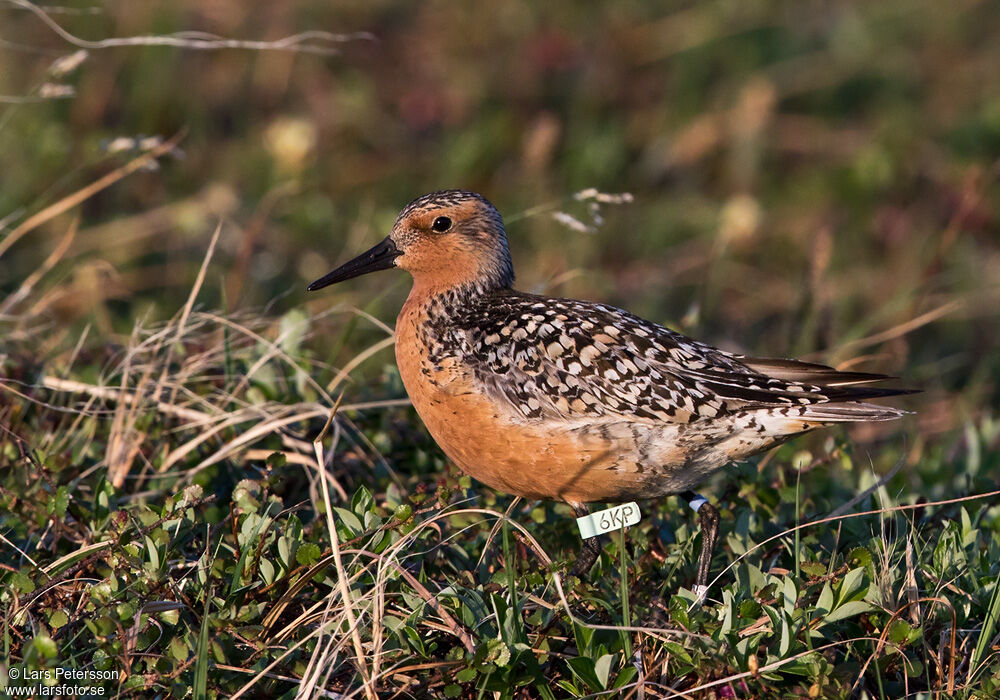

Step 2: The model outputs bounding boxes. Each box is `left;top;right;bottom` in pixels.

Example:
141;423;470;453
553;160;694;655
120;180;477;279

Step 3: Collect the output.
307;236;401;291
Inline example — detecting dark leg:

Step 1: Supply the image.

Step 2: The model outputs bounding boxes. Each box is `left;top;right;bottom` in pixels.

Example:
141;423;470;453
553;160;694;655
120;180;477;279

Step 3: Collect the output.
682;491;719;596
570;503;602;578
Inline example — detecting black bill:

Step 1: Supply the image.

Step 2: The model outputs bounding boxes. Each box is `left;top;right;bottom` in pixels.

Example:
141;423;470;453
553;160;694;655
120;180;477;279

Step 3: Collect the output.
307;236;401;291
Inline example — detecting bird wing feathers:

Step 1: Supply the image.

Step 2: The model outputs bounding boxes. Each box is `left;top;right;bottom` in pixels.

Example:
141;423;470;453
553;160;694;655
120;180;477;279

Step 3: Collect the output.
445;290;907;423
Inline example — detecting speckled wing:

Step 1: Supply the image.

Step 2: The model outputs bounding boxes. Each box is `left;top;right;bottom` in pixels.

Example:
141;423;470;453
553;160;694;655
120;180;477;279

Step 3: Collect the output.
450;290;902;423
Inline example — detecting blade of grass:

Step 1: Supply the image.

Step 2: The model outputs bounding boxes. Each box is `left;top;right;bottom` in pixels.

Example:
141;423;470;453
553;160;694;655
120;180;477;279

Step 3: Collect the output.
193;585;211;700
502;518;517;603
312;398;376;700
0;215;77;314
502;498;522;643
619;526;632;659
794;467;801;582
969;567;1000;684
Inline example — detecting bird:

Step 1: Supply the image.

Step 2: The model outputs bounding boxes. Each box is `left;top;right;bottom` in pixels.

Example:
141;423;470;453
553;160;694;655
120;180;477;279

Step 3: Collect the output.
308;189;912;594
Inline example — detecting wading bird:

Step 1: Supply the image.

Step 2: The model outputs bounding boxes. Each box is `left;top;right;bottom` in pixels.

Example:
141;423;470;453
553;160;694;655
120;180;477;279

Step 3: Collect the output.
308;190;911;593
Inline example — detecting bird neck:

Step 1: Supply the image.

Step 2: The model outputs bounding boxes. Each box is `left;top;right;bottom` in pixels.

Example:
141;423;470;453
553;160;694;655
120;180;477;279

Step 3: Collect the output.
405;243;514;311
406;276;507;321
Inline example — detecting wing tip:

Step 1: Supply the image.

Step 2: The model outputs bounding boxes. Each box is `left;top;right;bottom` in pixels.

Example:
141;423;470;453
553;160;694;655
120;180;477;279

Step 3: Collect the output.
742;356;915;388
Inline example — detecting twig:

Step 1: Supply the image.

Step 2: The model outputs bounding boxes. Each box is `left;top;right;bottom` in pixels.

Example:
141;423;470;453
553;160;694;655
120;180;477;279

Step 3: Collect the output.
0;215;77;314
831;300;961;358
186;406;330;478
326;336;396;393
41;375;211;423
904;537;921;625
825;452;906;518
174;223;221;359
849;597;956;695
7;0;373;55
350;548;477;655
312;399;376;700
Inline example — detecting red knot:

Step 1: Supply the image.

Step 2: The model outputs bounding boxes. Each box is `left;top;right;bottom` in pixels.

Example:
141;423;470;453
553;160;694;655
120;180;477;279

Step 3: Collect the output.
309;190;913;592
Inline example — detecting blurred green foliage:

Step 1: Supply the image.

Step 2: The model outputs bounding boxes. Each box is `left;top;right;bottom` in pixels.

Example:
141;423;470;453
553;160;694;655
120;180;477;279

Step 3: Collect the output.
1;2;997;388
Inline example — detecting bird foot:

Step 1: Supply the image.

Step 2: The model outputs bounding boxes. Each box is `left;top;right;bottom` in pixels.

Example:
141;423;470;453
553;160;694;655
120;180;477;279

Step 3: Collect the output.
682;491;720;596
569;533;602;579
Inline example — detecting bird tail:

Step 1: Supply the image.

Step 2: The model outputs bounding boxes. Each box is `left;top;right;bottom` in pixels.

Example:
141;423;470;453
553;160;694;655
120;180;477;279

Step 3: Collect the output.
740;356;918;405
736;356;917;427
797;401;909;423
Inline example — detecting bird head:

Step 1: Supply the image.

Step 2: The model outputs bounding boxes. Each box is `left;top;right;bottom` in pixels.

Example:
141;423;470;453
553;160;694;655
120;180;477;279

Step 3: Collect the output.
308;190;514;294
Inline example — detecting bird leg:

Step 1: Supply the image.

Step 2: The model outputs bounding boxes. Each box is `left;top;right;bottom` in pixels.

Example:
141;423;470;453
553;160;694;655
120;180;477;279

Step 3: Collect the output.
569;503;602;578
682;491;719;600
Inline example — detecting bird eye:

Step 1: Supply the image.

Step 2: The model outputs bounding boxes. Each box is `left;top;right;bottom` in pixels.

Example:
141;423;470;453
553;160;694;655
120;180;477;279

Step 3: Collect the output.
431;216;452;232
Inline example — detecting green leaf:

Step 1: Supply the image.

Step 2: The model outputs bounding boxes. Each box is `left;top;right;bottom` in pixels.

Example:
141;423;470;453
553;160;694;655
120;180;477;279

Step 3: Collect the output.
720;589;735;635
169;636;189;662
572;622;596;656
484;637;511;667
836;567;867;606
825;600;873;623
48;610;69;629
567;656;601;691
116;601;137;620
779;613;792;656
10;571;35;594
960;507;978;547
333;507;363;534
972;566;1000;682
277;536;293;568
611;664;638;689
800;561;826;578
394;503;412;522
782;576;797;613
350;486;374;515
848;546;872;569
663;641;692;664
33;634;57;658
296;542;322;566
193;593;211;700
816;582;834;616
402;626;427;656
739;599;762;619
594;653;615;689
888;618;915;645
555;679;582;696
50;485;70;519
259;557;275;585
145;534;160;570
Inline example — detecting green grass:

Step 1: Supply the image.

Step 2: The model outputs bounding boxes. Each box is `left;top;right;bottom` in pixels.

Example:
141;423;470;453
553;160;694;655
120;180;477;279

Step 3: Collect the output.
2;0;1000;697
1;294;998;697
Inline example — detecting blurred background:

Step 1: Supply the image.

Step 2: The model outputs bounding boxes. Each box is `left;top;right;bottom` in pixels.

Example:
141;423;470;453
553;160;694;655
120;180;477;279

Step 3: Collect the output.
4;6;999;693
1;0;998;436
